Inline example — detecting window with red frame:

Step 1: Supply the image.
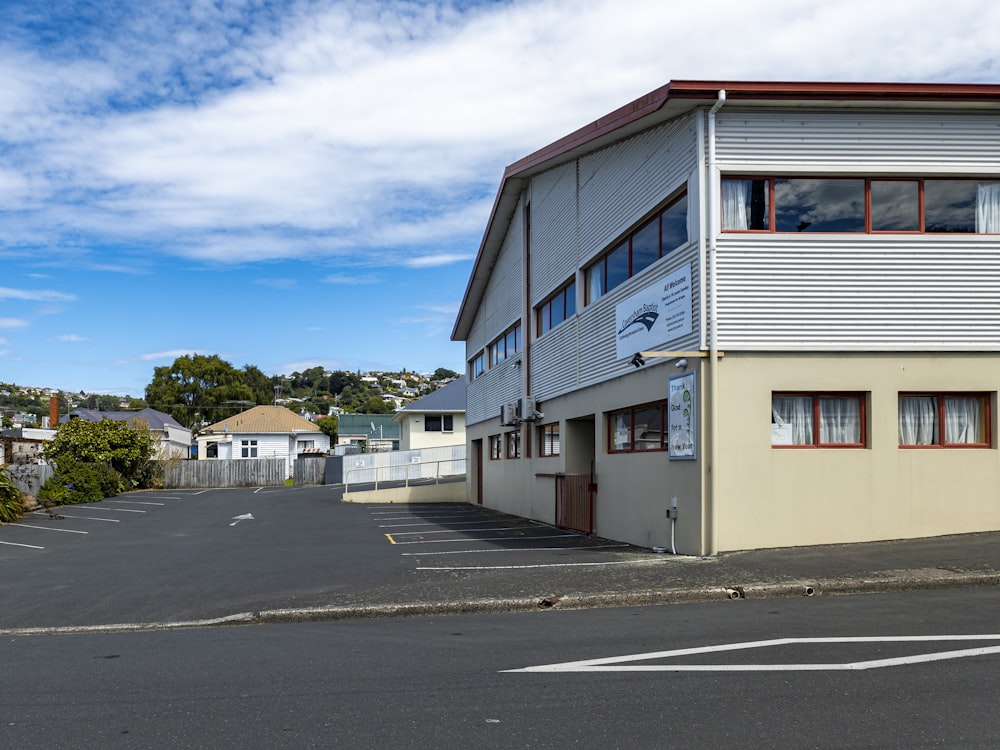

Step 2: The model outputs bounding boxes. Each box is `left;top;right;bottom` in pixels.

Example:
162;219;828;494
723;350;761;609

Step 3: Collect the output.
722;177;1000;234
608;402;667;453
538;423;560;457
489;434;502;460
771;393;867;447
898;393;991;447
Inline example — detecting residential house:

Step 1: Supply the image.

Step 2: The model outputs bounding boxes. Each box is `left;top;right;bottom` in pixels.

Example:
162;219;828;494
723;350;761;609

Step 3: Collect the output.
62;407;192;459
392;377;467;451
336;413;400;452
195;405;330;478
453;79;1000;554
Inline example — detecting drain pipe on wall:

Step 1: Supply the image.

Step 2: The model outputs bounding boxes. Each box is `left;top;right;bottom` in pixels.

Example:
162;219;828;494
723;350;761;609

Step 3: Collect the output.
705;89;726;556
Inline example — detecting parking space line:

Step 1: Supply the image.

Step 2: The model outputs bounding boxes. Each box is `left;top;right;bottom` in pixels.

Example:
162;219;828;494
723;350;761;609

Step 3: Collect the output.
417;561;640;571
10;524;88;535
401;544;631;556
379;520;518;528
72;507;145;513
390;533;577;545
0;540;45;549
105;500;164;506
388;525;541;536
31;511;120;523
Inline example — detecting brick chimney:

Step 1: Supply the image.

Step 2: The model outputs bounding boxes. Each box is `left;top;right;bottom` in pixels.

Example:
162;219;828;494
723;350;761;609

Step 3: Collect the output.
50;395;59;428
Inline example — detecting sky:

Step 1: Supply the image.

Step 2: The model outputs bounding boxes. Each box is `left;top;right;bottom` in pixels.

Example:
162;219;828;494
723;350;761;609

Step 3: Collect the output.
3;0;1000;397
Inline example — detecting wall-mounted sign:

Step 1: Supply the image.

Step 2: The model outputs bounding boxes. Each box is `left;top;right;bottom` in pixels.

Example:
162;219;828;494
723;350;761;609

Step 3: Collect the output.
668;371;696;460
615;263;693;360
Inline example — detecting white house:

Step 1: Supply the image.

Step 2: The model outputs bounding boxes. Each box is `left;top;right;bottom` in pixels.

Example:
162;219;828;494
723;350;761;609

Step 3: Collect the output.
196;405;329;478
392;377;467;451
453;79;1000;555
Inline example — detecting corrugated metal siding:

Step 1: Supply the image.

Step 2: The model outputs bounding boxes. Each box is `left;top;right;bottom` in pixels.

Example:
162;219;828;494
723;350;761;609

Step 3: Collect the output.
717;235;1000;350
533;244;703;401
716;109;1000;169
466;202;524;354
529;161;577;302
578;114;698;264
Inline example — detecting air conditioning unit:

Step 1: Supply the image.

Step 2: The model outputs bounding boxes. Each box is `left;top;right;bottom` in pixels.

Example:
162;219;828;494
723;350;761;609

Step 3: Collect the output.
502;400;521;426
521;396;537;421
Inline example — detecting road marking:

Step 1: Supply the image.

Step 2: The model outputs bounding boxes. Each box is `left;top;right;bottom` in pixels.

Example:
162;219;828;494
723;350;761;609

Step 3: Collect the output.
230;513;254;526
75;507;145;513
105;500;165;506
379;520;513;528
385;534;397;544
418;561;642;571
390;533;578;545
402;544;630;556
388;525;540;536
503;635;1000;673
10;524;88;535
32;511;120;523
0;540;45;549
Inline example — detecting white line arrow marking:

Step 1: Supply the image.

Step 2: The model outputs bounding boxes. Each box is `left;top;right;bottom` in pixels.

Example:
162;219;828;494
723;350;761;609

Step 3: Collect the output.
503;635;1000;673
229;513;254;526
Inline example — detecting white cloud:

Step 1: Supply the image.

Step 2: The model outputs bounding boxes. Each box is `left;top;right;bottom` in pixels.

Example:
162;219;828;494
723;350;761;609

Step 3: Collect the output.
0;286;76;302
138;348;204;361
55;334;88;342
0;318;29;328
322;272;381;285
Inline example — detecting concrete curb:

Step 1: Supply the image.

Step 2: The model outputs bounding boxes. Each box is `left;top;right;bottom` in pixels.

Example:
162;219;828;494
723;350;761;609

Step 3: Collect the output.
4;572;999;637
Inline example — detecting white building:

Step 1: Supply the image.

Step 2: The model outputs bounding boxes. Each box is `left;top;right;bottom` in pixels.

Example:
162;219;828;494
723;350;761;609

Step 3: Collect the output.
453;80;1000;554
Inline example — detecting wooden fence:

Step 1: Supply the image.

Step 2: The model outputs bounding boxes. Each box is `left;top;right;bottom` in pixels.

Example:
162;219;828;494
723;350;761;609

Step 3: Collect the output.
162;458;287;489
293;457;326;486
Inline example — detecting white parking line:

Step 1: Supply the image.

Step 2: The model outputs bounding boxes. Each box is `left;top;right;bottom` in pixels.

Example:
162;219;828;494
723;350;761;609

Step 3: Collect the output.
389;525;541;536
10;524;88;535
389;533;577;545
30;511;120;523
417;560;640;571
401;544;630;556
0;539;45;549
105;500;164;506
73;507;145;513
380;520;517;528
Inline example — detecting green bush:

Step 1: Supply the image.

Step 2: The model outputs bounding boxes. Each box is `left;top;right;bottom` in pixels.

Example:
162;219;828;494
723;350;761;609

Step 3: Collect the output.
0;467;23;523
38;459;108;505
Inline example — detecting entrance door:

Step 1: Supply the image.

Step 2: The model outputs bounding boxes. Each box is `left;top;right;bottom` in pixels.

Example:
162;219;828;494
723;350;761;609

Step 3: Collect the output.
471;438;483;504
556;416;596;533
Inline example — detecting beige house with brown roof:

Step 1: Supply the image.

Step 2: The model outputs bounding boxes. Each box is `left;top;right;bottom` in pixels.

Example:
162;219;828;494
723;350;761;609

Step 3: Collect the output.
195;405;329;478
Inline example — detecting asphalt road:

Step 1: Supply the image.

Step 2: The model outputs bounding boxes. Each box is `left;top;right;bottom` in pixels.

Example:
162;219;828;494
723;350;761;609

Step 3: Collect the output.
4;588;1000;749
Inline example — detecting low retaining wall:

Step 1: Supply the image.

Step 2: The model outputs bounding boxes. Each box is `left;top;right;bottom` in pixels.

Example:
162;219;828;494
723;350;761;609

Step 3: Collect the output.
341;481;467;504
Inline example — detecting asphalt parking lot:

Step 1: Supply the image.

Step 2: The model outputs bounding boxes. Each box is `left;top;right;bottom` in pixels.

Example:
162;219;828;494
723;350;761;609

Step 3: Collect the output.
0;488;657;631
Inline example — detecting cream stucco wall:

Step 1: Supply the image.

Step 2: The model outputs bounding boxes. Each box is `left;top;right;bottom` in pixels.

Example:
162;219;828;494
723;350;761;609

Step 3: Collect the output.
714;353;1000;552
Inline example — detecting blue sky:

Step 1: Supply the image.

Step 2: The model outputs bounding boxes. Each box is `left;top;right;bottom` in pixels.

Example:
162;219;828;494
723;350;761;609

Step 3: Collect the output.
3;0;1000;396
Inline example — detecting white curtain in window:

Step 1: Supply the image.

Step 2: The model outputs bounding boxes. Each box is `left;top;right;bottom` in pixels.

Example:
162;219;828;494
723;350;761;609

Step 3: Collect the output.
721;180;749;230
899;396;937;445
772;396;813;445
614;414;630;450
976;182;1000;233
819;397;861;444
944;397;980;444
586;265;604;302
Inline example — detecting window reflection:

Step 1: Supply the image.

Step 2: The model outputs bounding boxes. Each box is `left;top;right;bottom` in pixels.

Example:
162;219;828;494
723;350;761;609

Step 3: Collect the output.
774;179;865;232
925;180;978;233
871;180;919;231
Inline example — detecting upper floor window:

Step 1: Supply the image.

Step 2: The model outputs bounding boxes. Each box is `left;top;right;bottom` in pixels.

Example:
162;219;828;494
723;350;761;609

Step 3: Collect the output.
771;393;866;447
470;352;485;380
424;415;454;432
490;324;521;367
586;191;688;304
899;393;990;447
536;280;576;336
722;177;1000;234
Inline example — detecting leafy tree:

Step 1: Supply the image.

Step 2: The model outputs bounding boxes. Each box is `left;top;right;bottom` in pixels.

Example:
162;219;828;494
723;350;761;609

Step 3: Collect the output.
316;416;338;442
433;367;460;380
0;466;24;523
362;396;394;414
242;364;277;405
144;354;255;428
44;417;156;491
